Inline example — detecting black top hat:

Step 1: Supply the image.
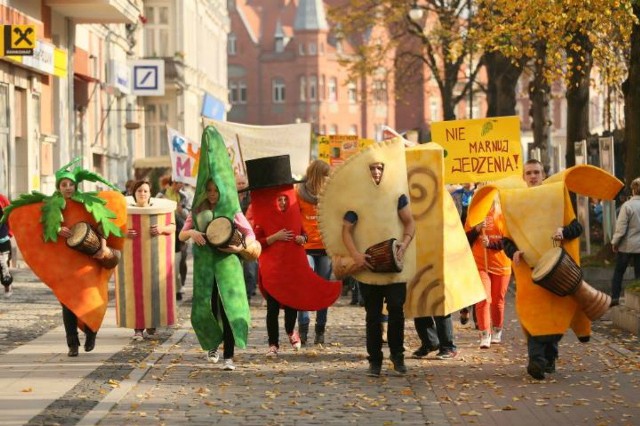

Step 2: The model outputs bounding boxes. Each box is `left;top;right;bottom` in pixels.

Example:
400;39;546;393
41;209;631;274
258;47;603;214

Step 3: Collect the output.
242;155;304;192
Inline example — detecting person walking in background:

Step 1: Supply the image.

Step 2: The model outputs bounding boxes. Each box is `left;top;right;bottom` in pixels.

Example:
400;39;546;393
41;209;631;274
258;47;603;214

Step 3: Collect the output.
157;177;189;301
0;193;13;298
610;177;640;307
297;160;332;345
465;198;511;349
118;180;176;341
413;315;458;359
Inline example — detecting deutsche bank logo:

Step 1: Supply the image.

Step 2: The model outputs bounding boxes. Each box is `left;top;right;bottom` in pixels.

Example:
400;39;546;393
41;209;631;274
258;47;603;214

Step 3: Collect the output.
130;60;165;96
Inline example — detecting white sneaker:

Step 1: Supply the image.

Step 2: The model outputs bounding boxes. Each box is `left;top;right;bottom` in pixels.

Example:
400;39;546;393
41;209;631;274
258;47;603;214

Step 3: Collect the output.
266;345;278;357
207;349;220;363
3;284;12;298
479;330;491;349
222;358;235;371
132;331;144;341
491;328;503;344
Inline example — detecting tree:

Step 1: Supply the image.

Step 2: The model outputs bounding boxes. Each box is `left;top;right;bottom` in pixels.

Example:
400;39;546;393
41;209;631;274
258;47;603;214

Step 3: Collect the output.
328;0;482;121
623;2;640;185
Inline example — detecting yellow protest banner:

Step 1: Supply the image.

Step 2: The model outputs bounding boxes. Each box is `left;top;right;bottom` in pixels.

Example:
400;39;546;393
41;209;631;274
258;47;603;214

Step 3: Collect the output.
1;25;36;56
318;135;374;167
430;116;523;184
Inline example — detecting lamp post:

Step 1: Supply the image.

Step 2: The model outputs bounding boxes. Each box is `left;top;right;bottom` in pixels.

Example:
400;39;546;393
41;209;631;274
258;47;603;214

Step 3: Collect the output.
409;1;424;22
468;0;473;119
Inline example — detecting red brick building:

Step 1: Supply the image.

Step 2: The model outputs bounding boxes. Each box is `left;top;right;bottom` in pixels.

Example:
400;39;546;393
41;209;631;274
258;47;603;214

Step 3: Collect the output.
227;0;394;140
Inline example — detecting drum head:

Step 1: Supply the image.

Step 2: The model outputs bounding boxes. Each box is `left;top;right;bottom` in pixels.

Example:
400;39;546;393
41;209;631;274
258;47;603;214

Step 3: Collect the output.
67;222;89;247
532;247;564;282
206;217;233;247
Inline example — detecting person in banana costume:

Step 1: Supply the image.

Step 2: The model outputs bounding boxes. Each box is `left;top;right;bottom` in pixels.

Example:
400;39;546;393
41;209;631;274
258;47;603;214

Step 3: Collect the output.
467;159;623;380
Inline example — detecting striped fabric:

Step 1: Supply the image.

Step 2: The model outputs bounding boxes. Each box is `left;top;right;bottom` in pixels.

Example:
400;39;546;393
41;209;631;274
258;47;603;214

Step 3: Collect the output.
116;199;177;329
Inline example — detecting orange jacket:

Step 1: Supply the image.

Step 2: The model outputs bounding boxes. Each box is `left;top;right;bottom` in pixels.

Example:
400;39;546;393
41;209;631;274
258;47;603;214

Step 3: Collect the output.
465;203;511;276
297;191;324;251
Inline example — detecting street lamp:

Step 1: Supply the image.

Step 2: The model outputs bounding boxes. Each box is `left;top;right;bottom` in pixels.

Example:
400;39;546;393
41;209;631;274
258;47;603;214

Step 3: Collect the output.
409;1;424;23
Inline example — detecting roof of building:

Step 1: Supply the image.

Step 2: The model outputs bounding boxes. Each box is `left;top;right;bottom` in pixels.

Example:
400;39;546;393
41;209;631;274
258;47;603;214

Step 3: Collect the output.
294;0;328;31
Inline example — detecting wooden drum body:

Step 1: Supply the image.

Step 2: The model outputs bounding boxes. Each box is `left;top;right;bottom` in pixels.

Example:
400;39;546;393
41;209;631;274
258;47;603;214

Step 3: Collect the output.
66;221;119;269
115;197;177;329
365;238;403;273
205;216;245;248
532;247;610;320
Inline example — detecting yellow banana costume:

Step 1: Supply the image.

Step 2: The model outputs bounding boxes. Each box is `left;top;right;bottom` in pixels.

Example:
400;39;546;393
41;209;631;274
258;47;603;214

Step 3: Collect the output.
467;165;622;339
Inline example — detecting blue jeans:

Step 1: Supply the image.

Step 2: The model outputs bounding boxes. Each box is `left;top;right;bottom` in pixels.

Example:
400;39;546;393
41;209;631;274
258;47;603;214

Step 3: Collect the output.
243;259;258;299
298;254;332;327
414;315;456;352
359;282;406;364
611;252;640;300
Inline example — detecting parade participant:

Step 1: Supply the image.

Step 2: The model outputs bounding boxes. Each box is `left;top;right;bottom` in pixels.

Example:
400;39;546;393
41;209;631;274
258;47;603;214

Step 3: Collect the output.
179;126;260;371
610;177;640;306
1;157;126;356
157;177;189;301
413;315;457;359
116;180;177;341
0;193;13;298
467;160;623;380
296;159;332;345
465;198;511;348
243;155;341;355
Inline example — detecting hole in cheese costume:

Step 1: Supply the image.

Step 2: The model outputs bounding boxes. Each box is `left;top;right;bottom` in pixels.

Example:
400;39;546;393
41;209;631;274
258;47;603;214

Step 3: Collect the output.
466;165;623;339
115;197;177;330
319;139;486;317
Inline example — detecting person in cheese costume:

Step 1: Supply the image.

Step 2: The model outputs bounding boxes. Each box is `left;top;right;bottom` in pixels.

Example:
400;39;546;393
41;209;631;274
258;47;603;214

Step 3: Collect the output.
342;161;415;377
502;159;583;380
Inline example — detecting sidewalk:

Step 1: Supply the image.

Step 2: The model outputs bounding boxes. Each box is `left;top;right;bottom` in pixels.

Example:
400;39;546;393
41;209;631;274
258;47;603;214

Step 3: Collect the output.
0;268;639;425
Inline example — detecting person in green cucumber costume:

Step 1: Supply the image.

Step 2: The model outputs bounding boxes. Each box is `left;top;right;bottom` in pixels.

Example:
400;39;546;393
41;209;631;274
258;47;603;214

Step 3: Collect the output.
178;126;261;370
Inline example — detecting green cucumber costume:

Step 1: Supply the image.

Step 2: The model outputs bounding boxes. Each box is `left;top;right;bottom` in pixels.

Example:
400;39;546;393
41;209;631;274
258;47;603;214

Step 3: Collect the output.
190;126;250;350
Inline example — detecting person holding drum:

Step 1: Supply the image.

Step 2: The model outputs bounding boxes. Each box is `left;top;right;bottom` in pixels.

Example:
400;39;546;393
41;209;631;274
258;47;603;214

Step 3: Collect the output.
296;159;332;345
121;180;176;341
342;161;415;376
502;159;584;380
465;198;511;349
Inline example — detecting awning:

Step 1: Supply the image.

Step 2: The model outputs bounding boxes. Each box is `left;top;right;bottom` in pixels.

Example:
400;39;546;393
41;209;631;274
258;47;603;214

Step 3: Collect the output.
133;156;171;169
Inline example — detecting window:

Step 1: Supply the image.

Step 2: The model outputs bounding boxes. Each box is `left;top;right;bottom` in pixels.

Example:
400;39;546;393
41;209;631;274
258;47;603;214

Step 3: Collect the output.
275;36;284;53
229;81;247;104
300;76;306;101
298;43;305;55
308;42;317;55
145;102;170;156
347;82;357;104
329;125;338;135
229;82;238;103
144;5;171;57
373;80;387;103
228;33;237;55
328;77;337;101
349;125;358;136
239;82;247;104
309;75;317;101
273;78;286;103
430;98;440;122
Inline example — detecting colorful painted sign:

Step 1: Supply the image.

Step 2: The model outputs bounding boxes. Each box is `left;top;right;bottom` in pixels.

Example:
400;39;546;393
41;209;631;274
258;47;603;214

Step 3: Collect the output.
430;116;522;184
167;127;200;186
317;135;374;167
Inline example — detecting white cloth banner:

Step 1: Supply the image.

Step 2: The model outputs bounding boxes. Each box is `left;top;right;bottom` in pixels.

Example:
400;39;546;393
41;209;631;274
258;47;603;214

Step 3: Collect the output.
167;126;199;186
202;119;312;177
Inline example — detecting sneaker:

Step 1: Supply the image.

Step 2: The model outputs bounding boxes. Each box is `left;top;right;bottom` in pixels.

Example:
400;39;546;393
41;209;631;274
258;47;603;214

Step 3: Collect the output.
545;358;556;374
391;357;407;374
3;284;12;298
480;331;491;349
491;328;503;344
176;292;183;301
145;328;156;337
132;331;144;341
207;349;220;363
436;350;459;360
367;363;382;377
222;358;236;371
266;345;278;357
527;360;545;380
288;332;301;351
412;345;438;358
610;298;620;307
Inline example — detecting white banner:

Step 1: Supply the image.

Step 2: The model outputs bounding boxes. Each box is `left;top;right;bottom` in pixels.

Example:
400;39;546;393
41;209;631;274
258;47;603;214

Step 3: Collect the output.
167;127;199;186
202;119;312;177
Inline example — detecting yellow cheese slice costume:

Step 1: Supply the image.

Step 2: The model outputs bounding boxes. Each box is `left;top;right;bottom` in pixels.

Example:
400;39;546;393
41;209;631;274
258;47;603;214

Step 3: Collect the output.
319;139;485;317
467;165;622;338
318;139;416;285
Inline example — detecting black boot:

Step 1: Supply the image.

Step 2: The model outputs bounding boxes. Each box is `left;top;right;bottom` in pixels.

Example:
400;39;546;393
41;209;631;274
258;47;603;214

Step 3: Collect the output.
314;324;325;345
84;329;97;352
391;354;407;374
67;335;80;357
299;323;309;345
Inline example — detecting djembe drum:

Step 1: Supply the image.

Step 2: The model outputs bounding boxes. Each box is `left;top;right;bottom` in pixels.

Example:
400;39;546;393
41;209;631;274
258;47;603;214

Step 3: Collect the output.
66;222;119;269
531;246;610;320
205;216;245;248
365;238;403;273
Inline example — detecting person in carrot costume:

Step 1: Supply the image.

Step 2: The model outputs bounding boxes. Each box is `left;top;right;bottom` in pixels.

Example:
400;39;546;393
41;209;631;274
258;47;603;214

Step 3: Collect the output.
179;126;260;370
1;157;126;356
